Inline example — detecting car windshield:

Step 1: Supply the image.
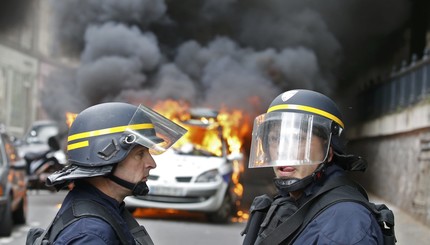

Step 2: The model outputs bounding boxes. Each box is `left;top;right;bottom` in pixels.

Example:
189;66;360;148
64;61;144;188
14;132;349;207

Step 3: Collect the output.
173;122;224;157
25;123;58;144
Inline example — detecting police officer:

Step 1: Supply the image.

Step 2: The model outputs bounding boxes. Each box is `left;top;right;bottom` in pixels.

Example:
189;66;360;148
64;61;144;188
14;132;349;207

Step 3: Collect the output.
38;102;187;244
242;89;384;244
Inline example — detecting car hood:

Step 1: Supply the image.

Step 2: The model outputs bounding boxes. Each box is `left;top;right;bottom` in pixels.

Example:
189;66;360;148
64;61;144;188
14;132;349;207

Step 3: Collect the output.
17;143;49;157
151;149;229;176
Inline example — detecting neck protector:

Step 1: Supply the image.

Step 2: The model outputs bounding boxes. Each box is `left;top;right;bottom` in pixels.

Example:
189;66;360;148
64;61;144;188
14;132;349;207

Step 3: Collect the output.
108;174;149;196
274;161;329;194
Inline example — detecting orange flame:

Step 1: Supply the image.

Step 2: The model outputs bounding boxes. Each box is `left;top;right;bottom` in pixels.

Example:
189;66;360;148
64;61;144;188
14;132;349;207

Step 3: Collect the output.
153;99;191;122
66;112;78;128
154;100;252;221
65;100;252;221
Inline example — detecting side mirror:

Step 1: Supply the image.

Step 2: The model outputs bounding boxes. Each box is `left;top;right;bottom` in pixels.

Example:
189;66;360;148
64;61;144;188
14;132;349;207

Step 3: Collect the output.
227;152;244;161
48;136;61;151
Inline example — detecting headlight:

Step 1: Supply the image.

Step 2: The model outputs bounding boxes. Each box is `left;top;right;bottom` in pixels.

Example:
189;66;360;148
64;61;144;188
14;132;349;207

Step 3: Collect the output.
196;169;220;183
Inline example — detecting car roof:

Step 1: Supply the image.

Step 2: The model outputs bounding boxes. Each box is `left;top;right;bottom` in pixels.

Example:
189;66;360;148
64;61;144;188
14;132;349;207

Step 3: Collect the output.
30;120;58;126
189;108;219;119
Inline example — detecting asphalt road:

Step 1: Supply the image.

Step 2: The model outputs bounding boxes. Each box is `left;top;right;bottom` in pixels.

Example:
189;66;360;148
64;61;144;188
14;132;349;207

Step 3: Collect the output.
1;190;246;245
1;190;429;244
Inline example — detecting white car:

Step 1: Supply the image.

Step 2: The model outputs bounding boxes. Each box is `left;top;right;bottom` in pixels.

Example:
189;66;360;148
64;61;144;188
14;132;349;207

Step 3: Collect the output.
125;109;244;223
16;120;67;164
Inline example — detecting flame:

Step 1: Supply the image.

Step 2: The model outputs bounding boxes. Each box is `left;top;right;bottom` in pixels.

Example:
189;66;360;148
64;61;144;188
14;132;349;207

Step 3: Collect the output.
133;208;207;221
154;100;252;222
66;112;78;128
64;100;252;221
153;99;191;122
154;100;251;156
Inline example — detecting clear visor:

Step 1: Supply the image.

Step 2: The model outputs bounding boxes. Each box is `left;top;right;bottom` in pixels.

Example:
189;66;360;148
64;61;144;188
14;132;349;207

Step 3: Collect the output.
125;104;187;155
249;112;332;168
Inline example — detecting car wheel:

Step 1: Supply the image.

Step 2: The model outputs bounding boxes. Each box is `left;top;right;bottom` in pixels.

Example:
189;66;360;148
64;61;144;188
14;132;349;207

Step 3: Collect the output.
207;192;233;224
13;196;27;225
0;198;13;237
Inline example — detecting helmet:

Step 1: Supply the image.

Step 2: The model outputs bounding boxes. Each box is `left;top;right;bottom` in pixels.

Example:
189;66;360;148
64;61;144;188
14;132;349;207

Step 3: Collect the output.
249;89;345;168
47;102;187;188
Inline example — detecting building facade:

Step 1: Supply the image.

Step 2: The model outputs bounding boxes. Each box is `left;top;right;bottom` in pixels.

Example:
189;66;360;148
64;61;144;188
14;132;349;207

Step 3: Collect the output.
0;1;70;137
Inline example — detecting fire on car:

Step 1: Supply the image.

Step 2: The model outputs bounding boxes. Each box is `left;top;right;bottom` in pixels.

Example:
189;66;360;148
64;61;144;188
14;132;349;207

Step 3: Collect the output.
125;102;249;223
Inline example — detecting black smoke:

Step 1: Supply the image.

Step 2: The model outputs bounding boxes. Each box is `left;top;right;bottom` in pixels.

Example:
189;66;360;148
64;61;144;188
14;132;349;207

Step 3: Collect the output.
0;0;31;32
41;0;411;121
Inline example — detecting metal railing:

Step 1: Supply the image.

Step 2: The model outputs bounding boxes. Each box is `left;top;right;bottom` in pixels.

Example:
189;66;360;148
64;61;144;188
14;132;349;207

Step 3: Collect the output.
359;50;430;121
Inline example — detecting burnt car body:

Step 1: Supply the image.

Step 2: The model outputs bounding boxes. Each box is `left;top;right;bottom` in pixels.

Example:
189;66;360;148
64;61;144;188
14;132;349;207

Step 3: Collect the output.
0;127;28;236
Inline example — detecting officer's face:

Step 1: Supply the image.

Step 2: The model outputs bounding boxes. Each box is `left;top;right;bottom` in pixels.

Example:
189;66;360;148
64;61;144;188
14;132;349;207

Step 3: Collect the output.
114;145;156;186
271;133;327;180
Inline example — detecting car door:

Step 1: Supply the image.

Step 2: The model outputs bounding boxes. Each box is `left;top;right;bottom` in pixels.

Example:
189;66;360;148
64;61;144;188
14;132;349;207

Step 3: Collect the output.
0;133;12;236
2;134;27;205
0;134;8;203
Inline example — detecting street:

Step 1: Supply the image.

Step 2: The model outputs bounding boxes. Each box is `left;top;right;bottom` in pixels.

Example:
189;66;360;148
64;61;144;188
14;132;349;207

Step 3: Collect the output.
0;190;247;245
3;190;430;244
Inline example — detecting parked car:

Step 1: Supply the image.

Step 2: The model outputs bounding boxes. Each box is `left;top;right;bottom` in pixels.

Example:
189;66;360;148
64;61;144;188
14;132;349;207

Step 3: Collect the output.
16;120;66;164
0;126;28;237
24;135;65;191
17;120;60;153
125;108;244;223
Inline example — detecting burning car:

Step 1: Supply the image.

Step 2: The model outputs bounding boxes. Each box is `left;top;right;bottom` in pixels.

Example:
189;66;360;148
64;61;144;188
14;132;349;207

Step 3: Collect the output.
124;108;245;223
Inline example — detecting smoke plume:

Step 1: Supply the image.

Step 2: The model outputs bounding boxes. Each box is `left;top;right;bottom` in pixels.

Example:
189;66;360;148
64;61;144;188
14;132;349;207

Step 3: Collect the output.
41;0;410;121
0;0;31;32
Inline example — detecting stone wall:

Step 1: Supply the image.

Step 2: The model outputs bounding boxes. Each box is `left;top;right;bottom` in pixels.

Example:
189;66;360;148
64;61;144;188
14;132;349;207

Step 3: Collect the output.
348;102;430;226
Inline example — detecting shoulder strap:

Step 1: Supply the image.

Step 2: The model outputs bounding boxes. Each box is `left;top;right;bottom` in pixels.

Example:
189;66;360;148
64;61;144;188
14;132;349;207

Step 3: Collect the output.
256;175;355;245
47;199;131;244
122;208;154;245
32;219;55;245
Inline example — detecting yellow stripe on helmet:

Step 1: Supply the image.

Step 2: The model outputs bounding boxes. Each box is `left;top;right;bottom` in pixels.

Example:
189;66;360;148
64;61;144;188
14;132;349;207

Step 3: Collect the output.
67;140;89;151
267;104;345;128
67;123;155;142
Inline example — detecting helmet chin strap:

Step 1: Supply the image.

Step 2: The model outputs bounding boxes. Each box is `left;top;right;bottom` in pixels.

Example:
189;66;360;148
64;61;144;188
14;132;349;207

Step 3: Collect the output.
274;160;329;195
108;174;149;196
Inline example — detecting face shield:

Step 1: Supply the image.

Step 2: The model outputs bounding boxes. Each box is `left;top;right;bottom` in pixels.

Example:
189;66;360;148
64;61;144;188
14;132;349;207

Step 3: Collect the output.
248;112;332;168
124;104;187;155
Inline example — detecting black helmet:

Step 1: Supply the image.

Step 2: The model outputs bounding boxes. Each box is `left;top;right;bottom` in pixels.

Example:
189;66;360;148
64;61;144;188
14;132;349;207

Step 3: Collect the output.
268;90;344;127
249;90;366;193
68;102;161;166
47;102;187;188
268;89;345;153
249;89;346;168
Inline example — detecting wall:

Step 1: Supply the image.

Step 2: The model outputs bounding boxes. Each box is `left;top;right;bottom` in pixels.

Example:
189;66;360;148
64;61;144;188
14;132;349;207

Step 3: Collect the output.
0;44;38;137
0;1;72;138
348;102;430;226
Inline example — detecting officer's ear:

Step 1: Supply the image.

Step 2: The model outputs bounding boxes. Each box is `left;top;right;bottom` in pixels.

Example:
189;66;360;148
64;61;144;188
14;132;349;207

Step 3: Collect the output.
327;147;334;162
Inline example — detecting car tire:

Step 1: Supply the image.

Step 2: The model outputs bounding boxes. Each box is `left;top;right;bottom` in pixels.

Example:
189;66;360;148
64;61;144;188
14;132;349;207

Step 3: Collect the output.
0;198;13;237
13;197;27;225
207;192;233;224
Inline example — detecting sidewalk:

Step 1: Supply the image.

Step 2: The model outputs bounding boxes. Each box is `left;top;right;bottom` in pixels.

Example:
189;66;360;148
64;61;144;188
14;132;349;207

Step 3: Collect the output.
369;194;430;244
